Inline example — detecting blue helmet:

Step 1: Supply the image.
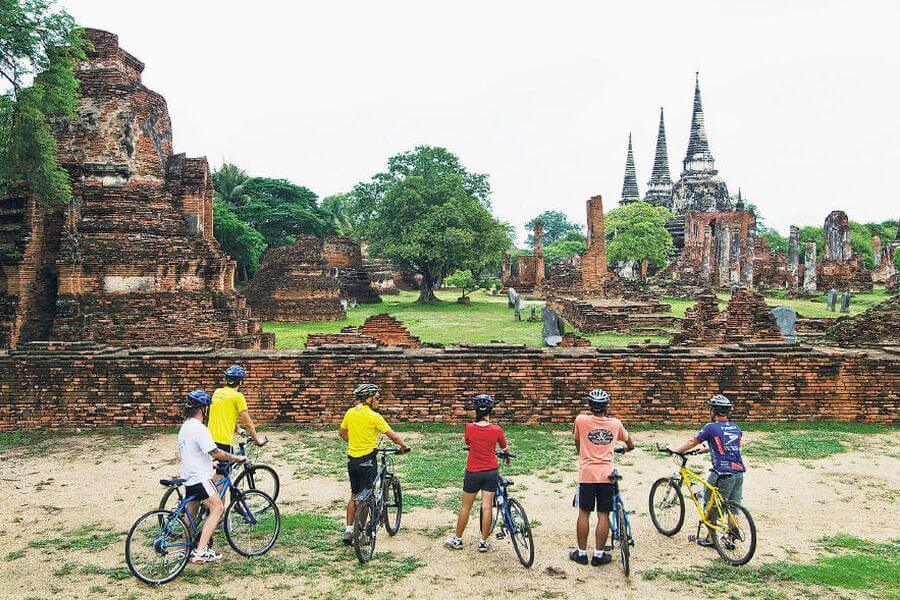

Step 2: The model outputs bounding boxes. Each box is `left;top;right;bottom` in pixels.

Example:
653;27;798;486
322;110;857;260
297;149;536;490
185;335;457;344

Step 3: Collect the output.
224;365;246;381
473;394;495;410
186;390;212;408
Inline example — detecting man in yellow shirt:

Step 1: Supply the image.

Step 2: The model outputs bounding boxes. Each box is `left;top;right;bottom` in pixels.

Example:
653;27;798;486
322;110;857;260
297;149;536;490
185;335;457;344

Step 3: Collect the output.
339;383;410;544
209;365;265;486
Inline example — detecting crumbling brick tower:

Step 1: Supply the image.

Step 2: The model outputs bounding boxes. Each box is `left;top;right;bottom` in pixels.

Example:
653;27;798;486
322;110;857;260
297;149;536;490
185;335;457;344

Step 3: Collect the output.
582;195;607;294
817;210;873;292
0;29;273;349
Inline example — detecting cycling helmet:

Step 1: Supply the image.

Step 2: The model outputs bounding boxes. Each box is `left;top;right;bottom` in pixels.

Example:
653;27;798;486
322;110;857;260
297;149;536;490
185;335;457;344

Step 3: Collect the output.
354;383;380;400
224;365;246;380
185;390;212;408
587;388;611;411
708;394;732;414
473;394;495;410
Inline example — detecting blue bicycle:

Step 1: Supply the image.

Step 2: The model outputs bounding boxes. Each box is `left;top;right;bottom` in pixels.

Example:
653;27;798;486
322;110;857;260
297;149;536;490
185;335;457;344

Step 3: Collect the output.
480;451;535;568
608;447;635;576
125;468;281;585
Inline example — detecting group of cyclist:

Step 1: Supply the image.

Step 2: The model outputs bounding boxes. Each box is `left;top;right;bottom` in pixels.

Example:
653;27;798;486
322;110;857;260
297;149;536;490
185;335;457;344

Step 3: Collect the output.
176;364;746;567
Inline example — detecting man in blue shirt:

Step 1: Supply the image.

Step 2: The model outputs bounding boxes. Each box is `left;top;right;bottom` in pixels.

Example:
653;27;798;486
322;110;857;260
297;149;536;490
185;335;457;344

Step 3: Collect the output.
669;394;745;547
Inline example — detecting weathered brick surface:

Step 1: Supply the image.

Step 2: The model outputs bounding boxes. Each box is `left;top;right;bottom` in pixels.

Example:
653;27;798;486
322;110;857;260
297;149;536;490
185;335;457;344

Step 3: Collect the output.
752;237;794;289
582;196;607;294
674;289;782;346
663;210;755;288
1;341;896;431
547;296;679;334
825;294;900;347
323;236;381;304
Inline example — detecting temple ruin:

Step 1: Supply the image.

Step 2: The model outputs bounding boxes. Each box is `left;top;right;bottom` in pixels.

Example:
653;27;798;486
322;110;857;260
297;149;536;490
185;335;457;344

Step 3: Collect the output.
501;221;545;294
673;288;783;346
0;29;272;349
323;236;381;304
871;228;899;283
817;210;873;292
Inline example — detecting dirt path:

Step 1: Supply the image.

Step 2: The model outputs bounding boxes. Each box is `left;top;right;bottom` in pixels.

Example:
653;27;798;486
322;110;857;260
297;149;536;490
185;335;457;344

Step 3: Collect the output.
0;428;896;599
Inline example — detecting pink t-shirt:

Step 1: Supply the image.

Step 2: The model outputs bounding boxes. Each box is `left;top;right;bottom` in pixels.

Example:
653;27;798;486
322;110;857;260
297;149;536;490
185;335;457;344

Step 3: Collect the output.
573;414;629;483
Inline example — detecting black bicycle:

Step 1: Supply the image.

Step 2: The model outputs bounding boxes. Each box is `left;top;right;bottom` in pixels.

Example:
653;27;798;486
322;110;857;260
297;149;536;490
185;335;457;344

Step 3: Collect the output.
479;451;535;568
159;434;279;513
351;445;407;564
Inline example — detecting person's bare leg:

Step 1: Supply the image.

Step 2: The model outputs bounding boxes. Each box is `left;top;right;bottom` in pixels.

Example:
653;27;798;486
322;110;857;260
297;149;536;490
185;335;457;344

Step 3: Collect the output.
576;509;590;550
479;491;495;540
346;495;356;527
455;492;477;538
196;496;224;551
595;512;610;551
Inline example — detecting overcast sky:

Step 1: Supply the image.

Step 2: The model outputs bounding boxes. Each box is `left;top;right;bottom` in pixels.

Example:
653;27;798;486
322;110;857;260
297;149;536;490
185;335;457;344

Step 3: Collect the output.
63;0;899;243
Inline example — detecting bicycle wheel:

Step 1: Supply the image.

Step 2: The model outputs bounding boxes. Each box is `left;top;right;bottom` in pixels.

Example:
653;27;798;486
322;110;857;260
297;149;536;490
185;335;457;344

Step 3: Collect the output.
157;487;183;523
506;498;534;568
352;500;377;564
616;502;630;577
233;464;280;504
649;477;685;536
383;475;403;536
125;509;191;585
711;500;757;566
224;490;281;557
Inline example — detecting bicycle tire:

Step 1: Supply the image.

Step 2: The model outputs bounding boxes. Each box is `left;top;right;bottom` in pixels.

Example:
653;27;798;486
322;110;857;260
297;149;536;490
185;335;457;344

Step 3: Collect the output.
616;502;630;577
158;486;183;520
649;477;685;536
224;490;281;557
506;498;534;568
383;475;403;536
233;464;281;504
353;500;377;564
712;500;757;566
125;509;191;586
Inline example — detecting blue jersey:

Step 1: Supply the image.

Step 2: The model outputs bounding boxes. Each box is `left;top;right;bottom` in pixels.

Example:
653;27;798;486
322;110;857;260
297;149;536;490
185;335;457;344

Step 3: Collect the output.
695;420;745;474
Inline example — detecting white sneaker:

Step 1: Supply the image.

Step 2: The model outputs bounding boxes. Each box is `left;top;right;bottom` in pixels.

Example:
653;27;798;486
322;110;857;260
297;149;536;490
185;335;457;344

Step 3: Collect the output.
476;539;490;552
190;548;222;563
445;536;464;550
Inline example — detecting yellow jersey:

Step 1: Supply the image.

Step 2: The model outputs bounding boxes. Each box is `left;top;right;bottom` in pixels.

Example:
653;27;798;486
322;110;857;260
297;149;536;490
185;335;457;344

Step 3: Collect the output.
208;387;248;446
340;403;390;458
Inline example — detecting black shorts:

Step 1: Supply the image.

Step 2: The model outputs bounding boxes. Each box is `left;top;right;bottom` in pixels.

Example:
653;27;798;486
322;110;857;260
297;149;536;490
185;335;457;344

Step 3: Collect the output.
574;482;614;513
215;443;233;475
463;469;499;494
347;452;377;495
185;480;216;502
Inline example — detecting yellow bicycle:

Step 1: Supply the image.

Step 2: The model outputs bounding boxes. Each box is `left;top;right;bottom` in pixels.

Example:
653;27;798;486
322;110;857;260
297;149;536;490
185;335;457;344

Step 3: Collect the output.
649;444;756;565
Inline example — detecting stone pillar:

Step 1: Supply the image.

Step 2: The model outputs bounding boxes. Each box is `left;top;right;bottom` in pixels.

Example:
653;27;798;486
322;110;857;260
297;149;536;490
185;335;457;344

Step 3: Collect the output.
700;224;712;281
824;210;851;260
787;225;800;280
533;221;545;287
718;224;731;287
224;263;236;291
803;242;817;292
582;195;607;294
873;235;882;267
501;252;511;287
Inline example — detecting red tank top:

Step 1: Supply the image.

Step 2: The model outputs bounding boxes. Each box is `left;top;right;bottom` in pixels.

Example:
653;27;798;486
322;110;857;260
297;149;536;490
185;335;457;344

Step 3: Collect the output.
464;423;508;472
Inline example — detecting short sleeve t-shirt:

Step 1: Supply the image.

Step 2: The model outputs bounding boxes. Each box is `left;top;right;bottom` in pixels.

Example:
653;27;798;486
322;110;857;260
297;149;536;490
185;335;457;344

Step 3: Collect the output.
340;404;391;458
464;423;508;472
695;420;745;474
208;387;249;445
573;414;629;483
179;418;217;485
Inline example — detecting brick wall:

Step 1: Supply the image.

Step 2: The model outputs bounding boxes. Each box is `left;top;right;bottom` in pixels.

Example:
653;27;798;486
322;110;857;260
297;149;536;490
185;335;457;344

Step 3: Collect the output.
1;341;896;431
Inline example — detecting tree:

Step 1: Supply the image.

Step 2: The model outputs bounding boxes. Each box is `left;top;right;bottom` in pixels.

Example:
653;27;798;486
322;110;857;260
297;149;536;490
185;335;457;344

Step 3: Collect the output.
544;238;586;265
363;147;510;303
444;269;476;297
0;0;88;207
213;199;266;282
758;226;789;254
320;193;355;236
233;177;334;248
524;210;583;247
605;201;673;278
211;163;250;206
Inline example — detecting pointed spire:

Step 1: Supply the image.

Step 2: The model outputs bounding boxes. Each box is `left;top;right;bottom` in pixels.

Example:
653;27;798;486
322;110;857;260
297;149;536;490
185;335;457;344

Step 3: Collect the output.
648;107;672;184
735;187;745;210
620;133;640;205
683;72;715;172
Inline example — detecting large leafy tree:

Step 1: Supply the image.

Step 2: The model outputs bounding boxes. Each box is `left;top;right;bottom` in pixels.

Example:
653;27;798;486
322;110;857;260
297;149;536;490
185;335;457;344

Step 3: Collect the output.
232;177;334;249
524;210;583;247
363;146;510;303
213;199;266;282
0;0;88;207
211;163;250;205
544;231;587;265
320;193;355;236
605;201;673;278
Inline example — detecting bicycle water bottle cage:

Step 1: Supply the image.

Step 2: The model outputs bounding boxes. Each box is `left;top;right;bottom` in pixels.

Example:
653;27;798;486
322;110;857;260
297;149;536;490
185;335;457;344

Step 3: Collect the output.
355;488;374;502
159;477;185;487
609;470;623;482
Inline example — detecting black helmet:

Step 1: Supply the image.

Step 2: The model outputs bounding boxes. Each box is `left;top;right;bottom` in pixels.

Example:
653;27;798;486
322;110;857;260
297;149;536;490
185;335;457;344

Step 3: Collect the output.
473;394;495;410
588;388;611;411
354;383;380;400
708;394;732;414
185;390;212;409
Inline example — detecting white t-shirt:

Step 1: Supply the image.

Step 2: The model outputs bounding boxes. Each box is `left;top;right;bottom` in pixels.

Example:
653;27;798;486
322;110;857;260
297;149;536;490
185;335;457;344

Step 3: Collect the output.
178;418;217;485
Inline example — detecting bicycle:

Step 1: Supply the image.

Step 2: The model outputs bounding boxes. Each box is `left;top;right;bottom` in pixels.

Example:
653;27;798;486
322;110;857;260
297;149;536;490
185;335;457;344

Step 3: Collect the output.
351;445;406;564
126;464;281;585
479;451;535;568
159;433;279;513
608;446;635;576
648;444;756;566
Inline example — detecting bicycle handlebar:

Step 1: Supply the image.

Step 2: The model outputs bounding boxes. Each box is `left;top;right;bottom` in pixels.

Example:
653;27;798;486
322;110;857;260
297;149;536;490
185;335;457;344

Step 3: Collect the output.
462;447;516;459
655;443;704;457
377;446;410;454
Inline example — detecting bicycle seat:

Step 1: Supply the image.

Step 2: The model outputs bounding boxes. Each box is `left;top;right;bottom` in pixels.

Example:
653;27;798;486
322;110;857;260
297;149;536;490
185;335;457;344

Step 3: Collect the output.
609;470;623;482
159;477;185;487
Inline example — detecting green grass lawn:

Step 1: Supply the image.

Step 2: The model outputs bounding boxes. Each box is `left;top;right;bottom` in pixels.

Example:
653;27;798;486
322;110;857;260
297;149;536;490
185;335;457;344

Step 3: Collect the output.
718;286;890;318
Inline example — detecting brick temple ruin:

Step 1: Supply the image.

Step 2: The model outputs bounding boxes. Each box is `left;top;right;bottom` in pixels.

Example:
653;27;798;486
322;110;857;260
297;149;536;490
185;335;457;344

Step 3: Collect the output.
323;236;381;304
0;29;272;349
816;210;873;292
501;221;545;294
244;234;345;322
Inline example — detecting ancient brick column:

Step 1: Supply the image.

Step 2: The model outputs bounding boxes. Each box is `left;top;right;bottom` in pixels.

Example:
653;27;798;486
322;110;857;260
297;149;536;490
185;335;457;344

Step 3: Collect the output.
582;195;607;294
824;210;851;260
803;242;817;292
717;223;731;287
501;252;512;288
787;225;800;282
533;221;545;287
873;235;882;267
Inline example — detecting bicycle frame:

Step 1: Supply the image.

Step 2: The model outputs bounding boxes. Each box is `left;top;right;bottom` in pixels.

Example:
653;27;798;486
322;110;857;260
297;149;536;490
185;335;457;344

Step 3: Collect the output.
674;465;730;532
610;488;633;541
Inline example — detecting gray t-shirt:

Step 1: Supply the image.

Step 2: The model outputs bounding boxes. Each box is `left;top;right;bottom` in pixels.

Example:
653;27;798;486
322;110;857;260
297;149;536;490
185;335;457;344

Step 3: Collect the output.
178;418;217;485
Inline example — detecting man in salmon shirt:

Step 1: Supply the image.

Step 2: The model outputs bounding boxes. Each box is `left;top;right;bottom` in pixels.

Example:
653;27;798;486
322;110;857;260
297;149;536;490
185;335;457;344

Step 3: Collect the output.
570;388;634;566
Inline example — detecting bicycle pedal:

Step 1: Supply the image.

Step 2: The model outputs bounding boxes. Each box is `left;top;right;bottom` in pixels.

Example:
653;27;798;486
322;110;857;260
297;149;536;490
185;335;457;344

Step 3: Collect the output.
687;535;697;542
495;532;506;540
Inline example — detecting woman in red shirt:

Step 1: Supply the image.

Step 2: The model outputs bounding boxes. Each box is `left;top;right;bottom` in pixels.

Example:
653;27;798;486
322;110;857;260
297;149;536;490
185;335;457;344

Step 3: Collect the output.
445;394;509;552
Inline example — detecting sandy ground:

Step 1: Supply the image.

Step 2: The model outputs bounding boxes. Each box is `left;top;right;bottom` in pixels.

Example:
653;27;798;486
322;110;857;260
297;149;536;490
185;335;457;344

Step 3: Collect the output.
0;428;897;600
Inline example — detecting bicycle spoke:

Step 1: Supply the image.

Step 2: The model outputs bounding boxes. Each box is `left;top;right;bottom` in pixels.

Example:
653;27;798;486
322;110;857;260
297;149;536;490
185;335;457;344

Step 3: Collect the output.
126;510;190;585
225;490;280;557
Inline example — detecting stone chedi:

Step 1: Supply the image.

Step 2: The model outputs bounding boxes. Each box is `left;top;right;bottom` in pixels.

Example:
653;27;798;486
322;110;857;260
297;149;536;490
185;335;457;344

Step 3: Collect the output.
323;236;381;304
644;108;674;207
0;29;273;349
244;235;345;322
618;133;641;205
816;210;873;292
